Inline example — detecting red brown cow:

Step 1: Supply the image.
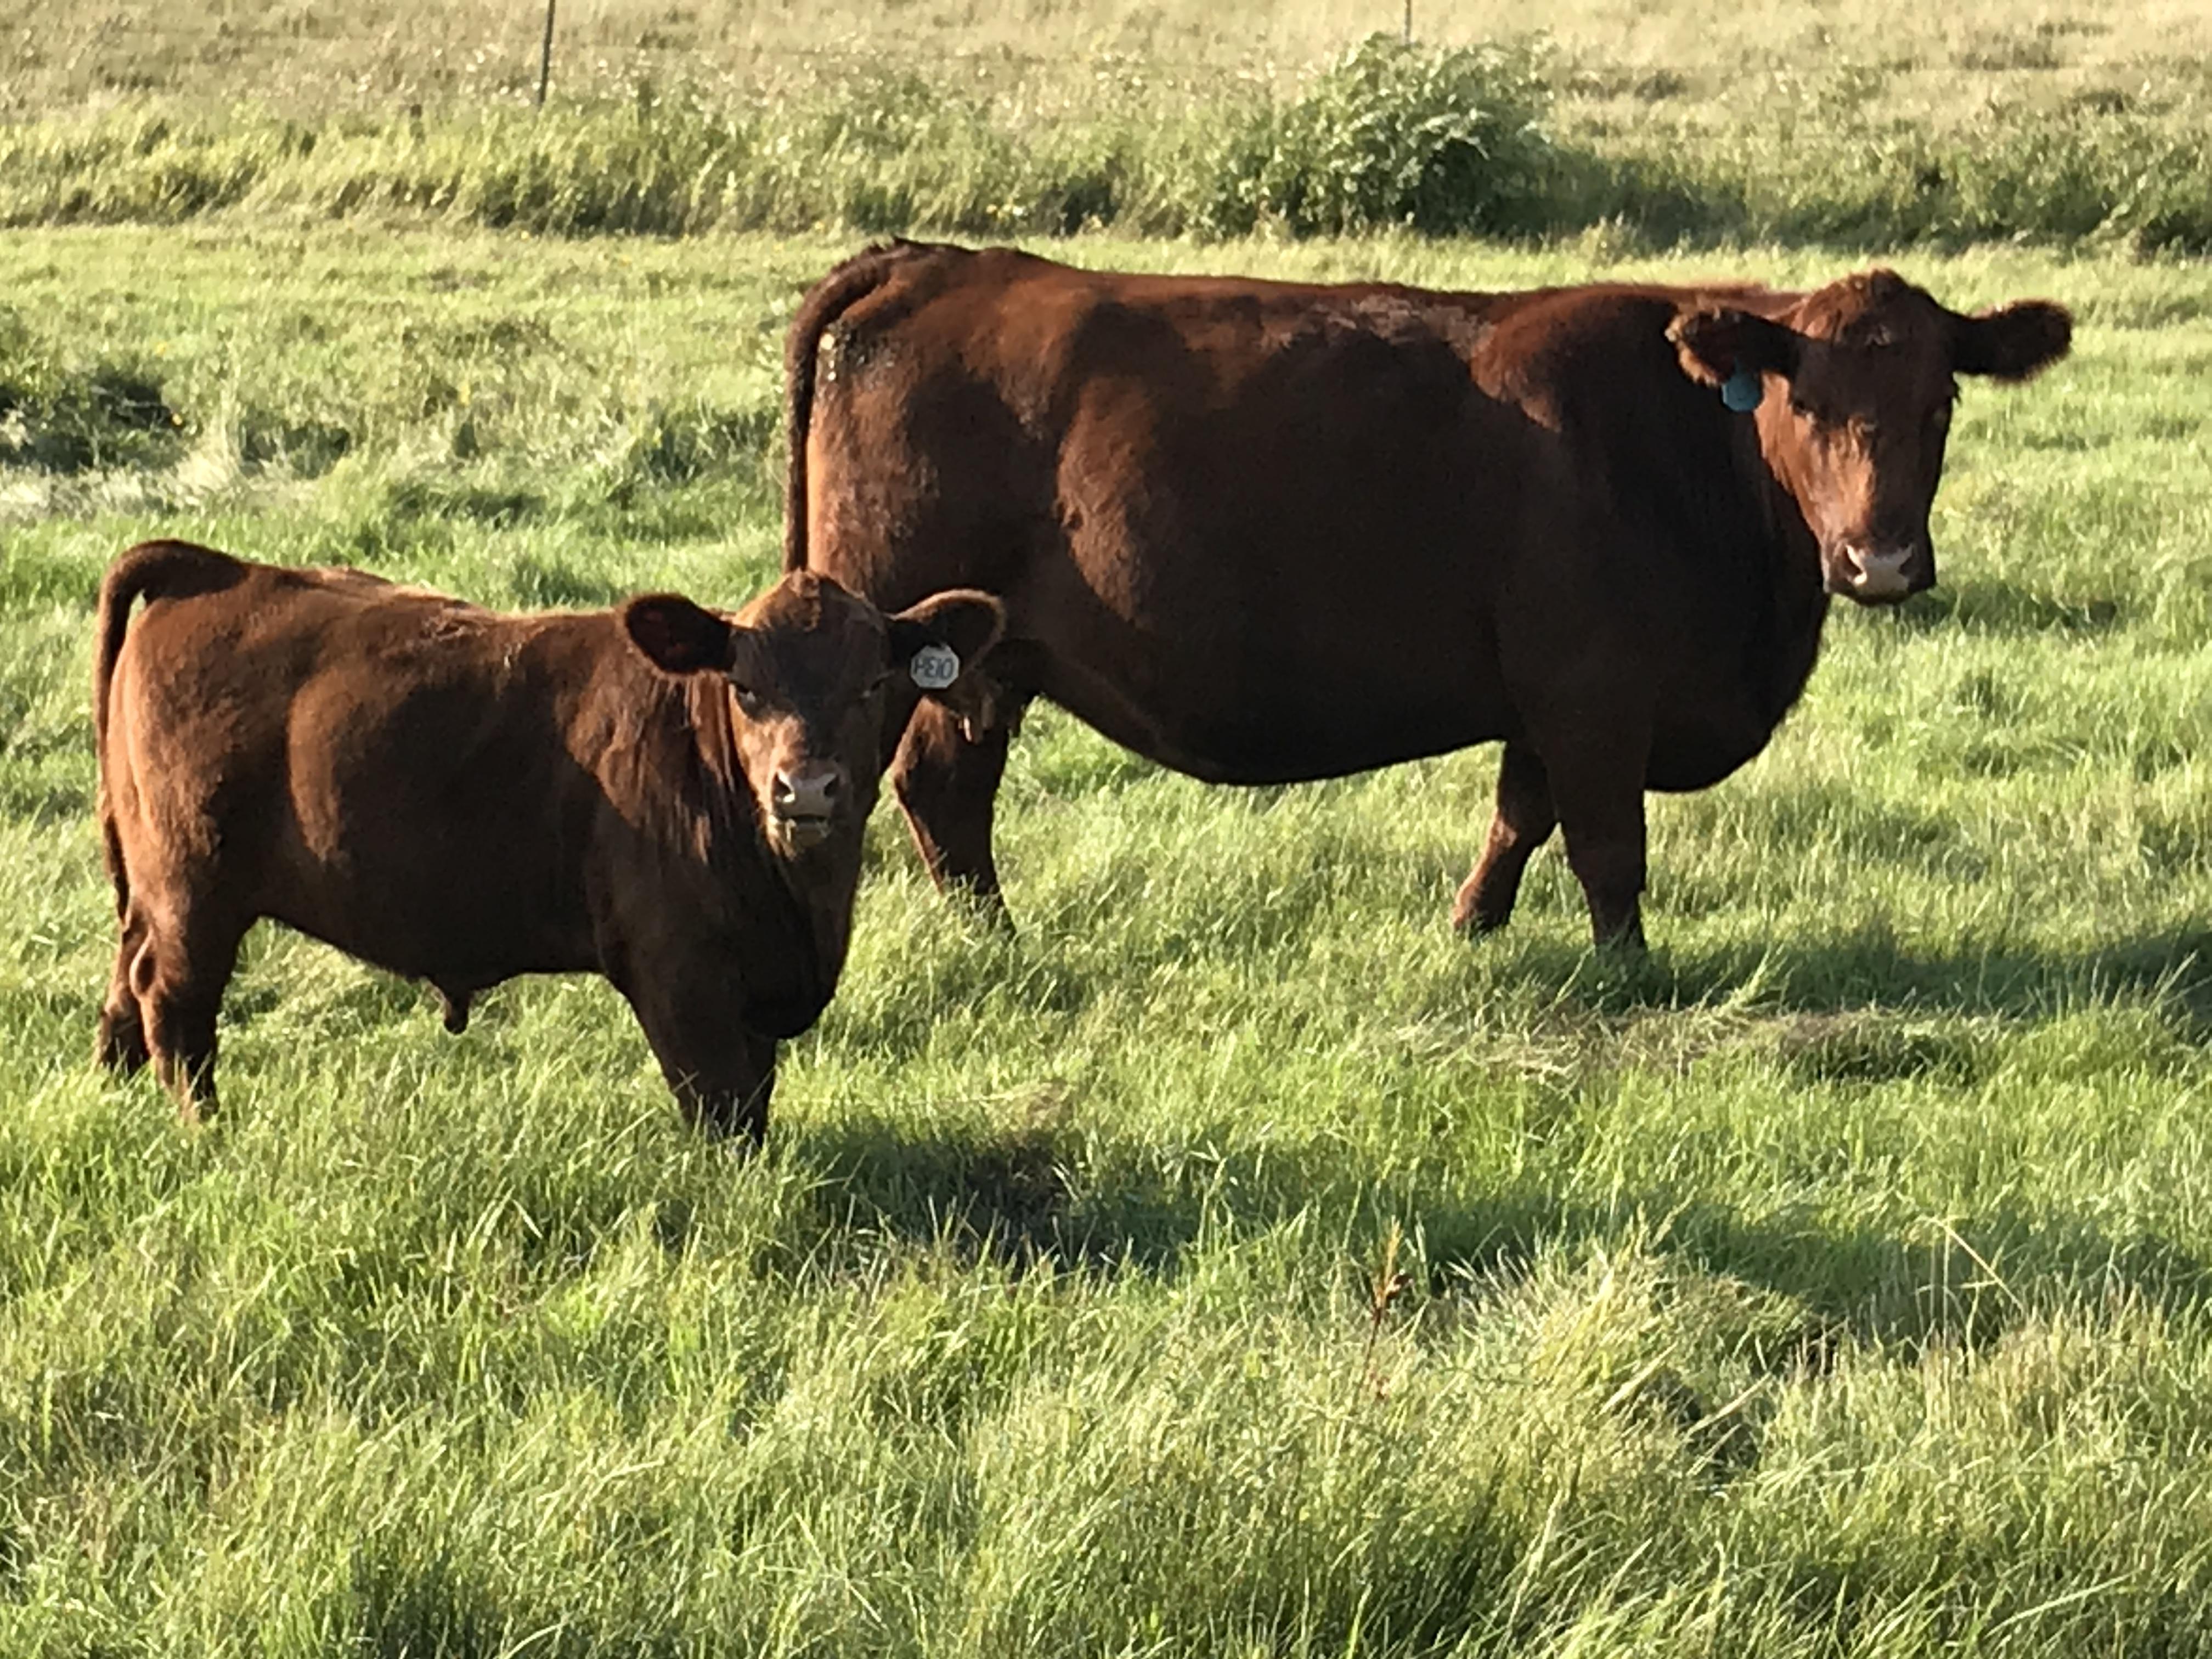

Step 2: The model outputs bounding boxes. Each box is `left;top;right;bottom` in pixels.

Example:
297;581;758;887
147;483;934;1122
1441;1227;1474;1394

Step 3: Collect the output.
783;242;2070;945
92;540;1004;1138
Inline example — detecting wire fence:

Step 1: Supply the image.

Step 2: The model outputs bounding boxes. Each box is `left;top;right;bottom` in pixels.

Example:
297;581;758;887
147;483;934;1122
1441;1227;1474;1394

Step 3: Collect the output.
0;3;1446;115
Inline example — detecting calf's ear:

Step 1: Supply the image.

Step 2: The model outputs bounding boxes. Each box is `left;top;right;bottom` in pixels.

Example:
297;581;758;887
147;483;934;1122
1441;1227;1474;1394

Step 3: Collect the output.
887;589;1007;694
1952;300;2070;381
1668;306;1801;390
622;593;738;676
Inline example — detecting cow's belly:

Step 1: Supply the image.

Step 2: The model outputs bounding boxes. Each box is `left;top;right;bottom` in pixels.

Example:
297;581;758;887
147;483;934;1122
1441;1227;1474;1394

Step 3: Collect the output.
1037;644;1514;786
262;867;597;992
1644;699;1784;792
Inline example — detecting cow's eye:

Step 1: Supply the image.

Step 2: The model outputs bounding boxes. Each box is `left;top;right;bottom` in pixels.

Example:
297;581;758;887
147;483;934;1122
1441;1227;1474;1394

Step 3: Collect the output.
1788;394;1816;419
729;680;764;715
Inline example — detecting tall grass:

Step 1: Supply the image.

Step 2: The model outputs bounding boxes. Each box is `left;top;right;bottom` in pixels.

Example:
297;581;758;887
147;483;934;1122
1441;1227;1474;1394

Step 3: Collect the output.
1;27;2208;250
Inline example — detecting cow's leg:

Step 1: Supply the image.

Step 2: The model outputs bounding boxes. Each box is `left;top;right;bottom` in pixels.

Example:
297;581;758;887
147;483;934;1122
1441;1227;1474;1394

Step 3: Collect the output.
625;979;775;1147
94;907;153;1075
1453;742;1559;934
134;901;243;1120
889;697;1017;916
1537;738;1650;950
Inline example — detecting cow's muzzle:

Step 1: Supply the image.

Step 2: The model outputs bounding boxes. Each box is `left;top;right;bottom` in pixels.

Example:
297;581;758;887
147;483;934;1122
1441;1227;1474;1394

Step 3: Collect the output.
768;763;844;851
1826;542;1933;605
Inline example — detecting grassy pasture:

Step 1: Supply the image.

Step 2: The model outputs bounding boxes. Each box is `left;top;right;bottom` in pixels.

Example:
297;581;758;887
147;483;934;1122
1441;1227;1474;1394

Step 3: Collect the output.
2;0;2209;250
1;218;2211;1654
7;0;2208;117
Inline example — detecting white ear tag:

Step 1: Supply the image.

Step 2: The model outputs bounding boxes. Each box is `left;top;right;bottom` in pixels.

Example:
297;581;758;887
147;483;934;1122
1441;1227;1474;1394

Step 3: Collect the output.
909;643;960;690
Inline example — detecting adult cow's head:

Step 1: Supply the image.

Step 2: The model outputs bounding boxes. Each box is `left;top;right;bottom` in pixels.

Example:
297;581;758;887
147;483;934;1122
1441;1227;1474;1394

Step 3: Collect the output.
622;571;1006;855
1668;270;2070;603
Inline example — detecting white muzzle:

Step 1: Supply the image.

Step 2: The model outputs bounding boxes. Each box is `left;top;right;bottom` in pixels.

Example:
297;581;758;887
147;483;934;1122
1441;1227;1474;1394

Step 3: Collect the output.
1835;544;1918;601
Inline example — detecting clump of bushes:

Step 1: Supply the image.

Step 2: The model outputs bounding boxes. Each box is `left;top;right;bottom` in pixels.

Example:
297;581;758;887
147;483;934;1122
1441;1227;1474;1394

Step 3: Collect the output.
1195;35;1555;237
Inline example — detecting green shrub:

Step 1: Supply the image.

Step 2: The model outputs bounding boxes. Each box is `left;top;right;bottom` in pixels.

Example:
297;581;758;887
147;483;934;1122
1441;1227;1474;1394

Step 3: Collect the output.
1200;34;1556;238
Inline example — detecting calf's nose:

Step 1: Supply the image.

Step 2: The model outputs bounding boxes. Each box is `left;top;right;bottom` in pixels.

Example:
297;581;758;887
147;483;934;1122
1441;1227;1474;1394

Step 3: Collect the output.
1836;543;1920;601
771;764;843;820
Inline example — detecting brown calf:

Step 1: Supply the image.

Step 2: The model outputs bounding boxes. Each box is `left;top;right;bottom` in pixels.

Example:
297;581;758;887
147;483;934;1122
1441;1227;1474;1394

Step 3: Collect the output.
785;243;2070;945
92;540;1003;1137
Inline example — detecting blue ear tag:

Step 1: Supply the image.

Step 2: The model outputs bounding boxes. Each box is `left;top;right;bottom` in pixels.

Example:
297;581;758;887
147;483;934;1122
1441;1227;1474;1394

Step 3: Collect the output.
1720;365;1763;412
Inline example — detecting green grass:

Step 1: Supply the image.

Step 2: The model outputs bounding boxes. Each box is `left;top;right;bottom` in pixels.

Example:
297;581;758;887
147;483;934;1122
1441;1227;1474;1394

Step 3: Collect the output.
5;223;2212;1654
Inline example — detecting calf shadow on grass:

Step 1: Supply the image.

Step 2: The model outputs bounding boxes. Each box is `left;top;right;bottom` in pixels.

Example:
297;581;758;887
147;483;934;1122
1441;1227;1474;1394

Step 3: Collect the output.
795;1093;1098;1271
355;1553;696;1659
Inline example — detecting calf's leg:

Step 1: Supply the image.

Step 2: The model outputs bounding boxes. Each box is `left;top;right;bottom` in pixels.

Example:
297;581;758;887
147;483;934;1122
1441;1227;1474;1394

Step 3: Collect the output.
1453;742;1559;934
95;908;153;1074
626;977;776;1146
95;814;152;1073
134;900;244;1120
889;697;1016;917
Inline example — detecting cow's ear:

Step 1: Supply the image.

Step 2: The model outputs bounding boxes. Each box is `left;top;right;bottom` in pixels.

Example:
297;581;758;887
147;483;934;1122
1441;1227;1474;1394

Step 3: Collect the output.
1668;306;1801;390
1953;300;2071;381
886;589;1007;695
622;592;738;676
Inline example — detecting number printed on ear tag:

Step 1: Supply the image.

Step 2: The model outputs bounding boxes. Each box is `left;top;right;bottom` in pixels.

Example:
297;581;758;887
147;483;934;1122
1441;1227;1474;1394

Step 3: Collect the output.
910;644;960;690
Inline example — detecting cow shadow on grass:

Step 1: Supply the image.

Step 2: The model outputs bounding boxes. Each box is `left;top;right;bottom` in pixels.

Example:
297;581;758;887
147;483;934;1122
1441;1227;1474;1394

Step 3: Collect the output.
1515;917;2212;1034
788;911;2212;1327
791;1103;2212;1491
789;1108;2212;1487
790;1095;2212;1361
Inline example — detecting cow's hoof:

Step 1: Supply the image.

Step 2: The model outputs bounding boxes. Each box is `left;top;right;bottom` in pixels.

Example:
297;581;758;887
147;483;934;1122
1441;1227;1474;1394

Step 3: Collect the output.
435;985;471;1035
94;1008;150;1075
1450;891;1511;935
945;884;1017;936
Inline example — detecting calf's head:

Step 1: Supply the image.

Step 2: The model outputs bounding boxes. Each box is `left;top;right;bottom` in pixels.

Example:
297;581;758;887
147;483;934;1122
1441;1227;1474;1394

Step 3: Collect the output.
1669;270;2070;603
622;571;1005;855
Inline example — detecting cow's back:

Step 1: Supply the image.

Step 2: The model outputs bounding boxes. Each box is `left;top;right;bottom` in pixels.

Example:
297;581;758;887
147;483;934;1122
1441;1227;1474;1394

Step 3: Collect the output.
802;249;1571;780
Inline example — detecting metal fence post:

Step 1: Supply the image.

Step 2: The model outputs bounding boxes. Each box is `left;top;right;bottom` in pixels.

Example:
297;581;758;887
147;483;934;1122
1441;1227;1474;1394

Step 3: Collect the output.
537;0;557;107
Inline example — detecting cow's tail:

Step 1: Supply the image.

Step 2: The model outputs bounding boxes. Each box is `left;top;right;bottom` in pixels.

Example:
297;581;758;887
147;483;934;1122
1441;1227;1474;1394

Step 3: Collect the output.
782;239;933;573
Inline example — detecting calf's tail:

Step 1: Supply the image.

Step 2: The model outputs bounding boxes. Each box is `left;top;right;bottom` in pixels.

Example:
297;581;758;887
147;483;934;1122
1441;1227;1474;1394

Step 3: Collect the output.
93;539;241;752
782;239;934;573
92;540;244;917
